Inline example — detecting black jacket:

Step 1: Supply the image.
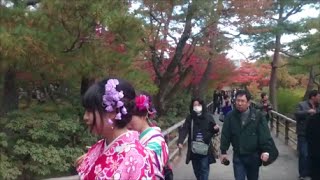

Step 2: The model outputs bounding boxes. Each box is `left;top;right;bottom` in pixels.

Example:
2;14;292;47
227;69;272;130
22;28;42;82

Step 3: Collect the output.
295;101;319;136
178;112;219;164
306;112;320;158
220;108;273;155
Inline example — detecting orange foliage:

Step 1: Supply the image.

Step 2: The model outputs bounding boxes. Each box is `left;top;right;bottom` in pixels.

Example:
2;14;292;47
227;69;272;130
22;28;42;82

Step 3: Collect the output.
230;61;271;88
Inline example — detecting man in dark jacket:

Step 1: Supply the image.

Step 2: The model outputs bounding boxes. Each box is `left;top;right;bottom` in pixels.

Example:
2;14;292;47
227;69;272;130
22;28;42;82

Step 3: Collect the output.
177;98;219;180
306;111;320;180
295;90;320;180
213;90;222;114
220;90;275;180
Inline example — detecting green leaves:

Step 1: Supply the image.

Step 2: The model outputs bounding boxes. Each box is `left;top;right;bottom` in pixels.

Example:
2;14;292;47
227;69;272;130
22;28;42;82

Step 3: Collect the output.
0;104;95;179
0;154;21;180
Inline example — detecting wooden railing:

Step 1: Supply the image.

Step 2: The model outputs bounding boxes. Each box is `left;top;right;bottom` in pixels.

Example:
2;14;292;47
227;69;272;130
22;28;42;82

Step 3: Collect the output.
270;110;297;147
251;102;297;149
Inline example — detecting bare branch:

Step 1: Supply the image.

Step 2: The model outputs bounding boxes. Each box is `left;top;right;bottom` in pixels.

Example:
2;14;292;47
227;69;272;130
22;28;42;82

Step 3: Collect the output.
191;20;219;39
159;3;174;60
277;63;289;68
62;30;81;53
279;50;303;59
141;38;162;79
164;65;193;100
221;31;241;38
59;18;72;35
312;76;320;86
282;4;304;21
162;1;195;79
178;44;195;73
167;32;178;44
149;11;161;24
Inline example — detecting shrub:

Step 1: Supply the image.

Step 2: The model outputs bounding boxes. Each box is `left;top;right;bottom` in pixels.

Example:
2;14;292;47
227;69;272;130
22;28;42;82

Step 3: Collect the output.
277;88;304;115
0;104;95;179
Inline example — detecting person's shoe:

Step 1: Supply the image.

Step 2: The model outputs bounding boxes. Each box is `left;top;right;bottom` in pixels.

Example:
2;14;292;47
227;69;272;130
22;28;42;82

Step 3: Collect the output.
298;177;304;180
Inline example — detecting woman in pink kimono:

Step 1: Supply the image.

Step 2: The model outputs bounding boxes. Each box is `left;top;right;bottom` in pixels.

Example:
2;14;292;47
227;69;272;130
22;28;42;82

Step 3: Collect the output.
77;78;155;180
128;94;170;179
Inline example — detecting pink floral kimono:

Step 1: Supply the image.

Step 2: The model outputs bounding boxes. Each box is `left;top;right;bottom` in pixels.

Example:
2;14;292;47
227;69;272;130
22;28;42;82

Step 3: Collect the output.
77;131;155;180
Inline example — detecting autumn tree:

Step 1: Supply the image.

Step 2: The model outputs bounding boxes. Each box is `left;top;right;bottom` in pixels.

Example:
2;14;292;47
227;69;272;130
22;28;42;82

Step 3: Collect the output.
0;0;56;114
236;0;319;110
231;62;271;88
131;0;238;113
0;1;148;179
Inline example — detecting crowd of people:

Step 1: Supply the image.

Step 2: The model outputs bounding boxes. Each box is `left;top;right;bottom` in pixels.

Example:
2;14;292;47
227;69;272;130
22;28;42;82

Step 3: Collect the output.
75;77;320;180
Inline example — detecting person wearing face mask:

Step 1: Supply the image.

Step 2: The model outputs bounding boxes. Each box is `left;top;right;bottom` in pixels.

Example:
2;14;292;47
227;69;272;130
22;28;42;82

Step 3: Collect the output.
177;98;220;180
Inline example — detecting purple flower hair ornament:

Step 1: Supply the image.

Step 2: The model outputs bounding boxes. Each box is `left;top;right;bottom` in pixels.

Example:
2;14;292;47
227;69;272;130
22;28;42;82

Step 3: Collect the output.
102;79;127;120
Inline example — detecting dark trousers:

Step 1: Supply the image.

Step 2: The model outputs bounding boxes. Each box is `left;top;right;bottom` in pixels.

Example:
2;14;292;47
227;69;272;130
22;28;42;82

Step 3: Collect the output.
191;154;210;180
298;136;310;177
311;156;320;180
213;103;220;114
233;153;261;180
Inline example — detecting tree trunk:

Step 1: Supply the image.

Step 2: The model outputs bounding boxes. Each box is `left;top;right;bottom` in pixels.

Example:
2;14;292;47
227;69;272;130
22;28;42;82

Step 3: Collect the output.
80;77;94;96
154;93;166;116
269;34;281;111
1;67;18;115
193;0;222;99
269;3;284;111
196;59;214;99
155;1;195;113
303;66;315;100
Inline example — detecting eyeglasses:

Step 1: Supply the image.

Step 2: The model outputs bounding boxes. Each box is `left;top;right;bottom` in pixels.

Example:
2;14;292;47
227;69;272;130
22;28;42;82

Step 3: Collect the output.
236;99;248;104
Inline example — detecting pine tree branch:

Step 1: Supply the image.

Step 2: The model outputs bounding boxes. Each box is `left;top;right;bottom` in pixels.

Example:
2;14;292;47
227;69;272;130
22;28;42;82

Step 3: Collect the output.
282;4;304;21
163;1;195;79
164;65;193;100
141;38;162;79
167;32;178;44
279;50;303;59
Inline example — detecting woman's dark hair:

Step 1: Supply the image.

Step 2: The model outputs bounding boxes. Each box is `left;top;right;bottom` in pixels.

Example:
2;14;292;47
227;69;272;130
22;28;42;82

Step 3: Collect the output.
82;78;136;129
132;92;156;118
189;97;207;114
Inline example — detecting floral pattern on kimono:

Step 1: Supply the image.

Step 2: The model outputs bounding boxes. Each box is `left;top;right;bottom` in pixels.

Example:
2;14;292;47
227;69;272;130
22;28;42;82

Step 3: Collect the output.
77;131;155;180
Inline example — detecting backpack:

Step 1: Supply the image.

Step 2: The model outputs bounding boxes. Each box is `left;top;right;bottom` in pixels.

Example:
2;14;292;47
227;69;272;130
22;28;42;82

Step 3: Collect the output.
253;109;279;166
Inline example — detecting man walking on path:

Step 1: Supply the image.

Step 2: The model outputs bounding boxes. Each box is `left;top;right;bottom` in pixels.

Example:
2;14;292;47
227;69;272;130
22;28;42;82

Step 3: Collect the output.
220;90;277;180
257;92;272;122
295;90;320;180
213;90;222;114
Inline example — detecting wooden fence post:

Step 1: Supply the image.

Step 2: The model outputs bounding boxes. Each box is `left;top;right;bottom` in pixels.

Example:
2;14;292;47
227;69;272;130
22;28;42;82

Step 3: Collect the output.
285;120;289;145
276;116;280;137
270;112;274;131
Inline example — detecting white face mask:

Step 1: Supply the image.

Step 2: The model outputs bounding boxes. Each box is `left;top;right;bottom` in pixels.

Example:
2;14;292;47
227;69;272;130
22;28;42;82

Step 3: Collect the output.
193;105;202;114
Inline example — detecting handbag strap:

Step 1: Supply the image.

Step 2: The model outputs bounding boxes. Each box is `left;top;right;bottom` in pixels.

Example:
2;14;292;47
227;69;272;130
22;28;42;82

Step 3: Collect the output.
191;119;194;141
